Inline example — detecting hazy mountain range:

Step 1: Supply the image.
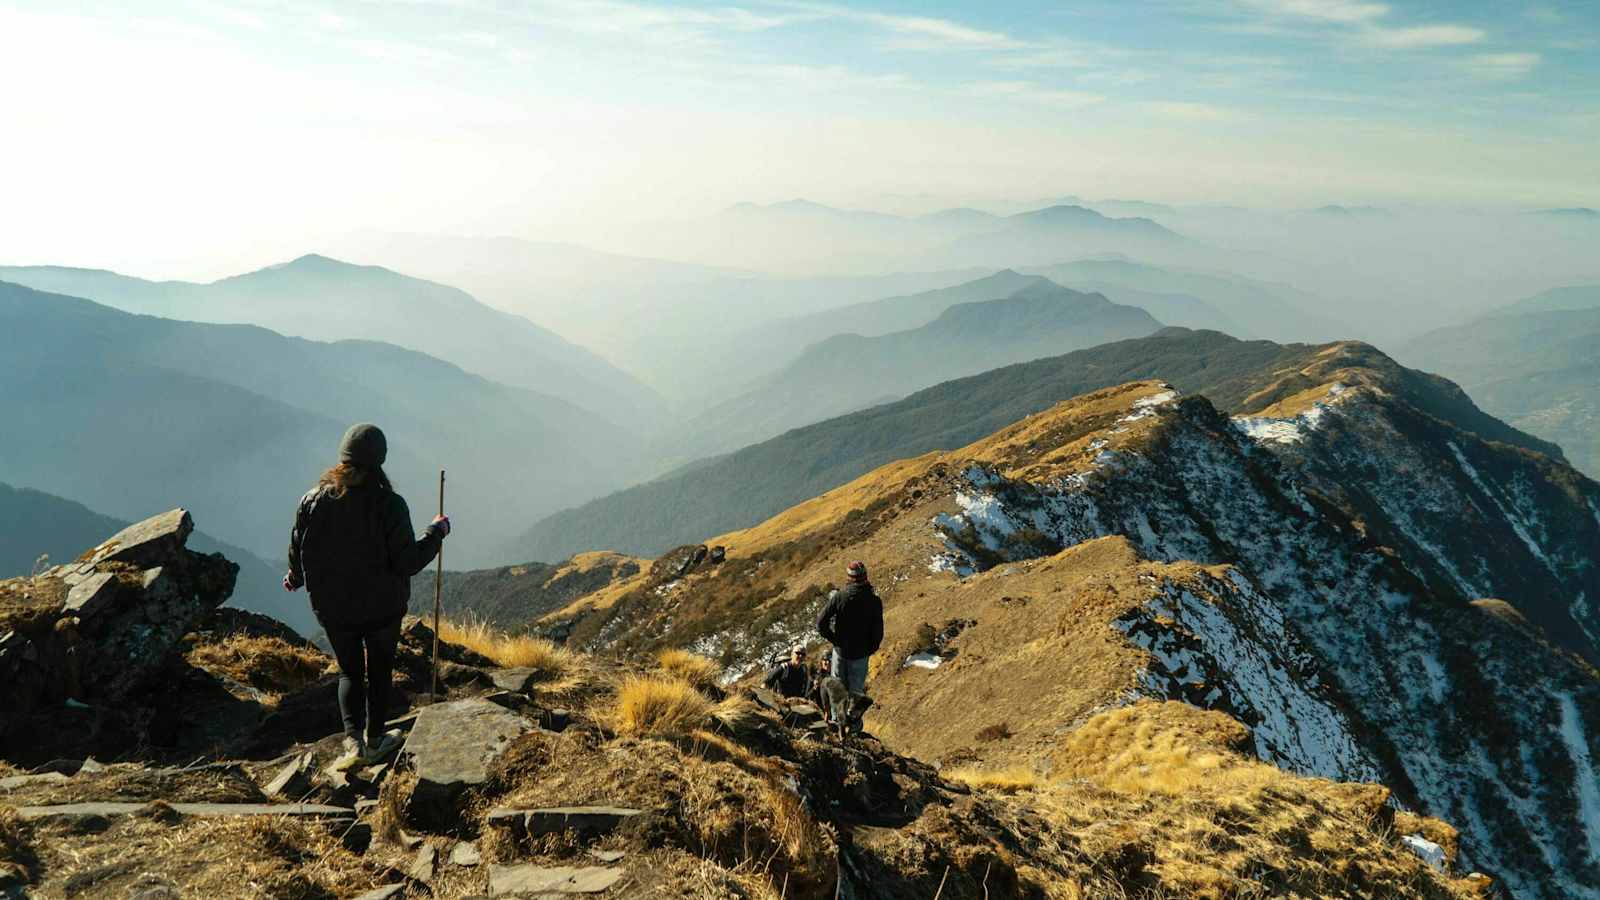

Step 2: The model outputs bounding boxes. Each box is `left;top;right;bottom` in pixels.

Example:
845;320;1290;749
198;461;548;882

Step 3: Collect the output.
0;255;666;428
668;278;1164;458
0;279;641;571
1399;284;1600;478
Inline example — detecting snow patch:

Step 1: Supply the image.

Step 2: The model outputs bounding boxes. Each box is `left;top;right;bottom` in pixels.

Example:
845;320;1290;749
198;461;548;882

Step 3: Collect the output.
1114;579;1381;782
903;652;942;670
1402;834;1447;871
1556;692;1600;865
1232;391;1337;446
1448;441;1557;577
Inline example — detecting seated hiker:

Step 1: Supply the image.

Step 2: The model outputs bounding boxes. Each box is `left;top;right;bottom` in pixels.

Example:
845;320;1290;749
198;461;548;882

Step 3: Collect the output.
815;561;884;732
285;423;451;771
763;644;812;698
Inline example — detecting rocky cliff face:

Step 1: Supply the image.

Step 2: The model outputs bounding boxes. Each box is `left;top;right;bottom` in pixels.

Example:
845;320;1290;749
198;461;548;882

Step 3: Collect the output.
545;354;1600;898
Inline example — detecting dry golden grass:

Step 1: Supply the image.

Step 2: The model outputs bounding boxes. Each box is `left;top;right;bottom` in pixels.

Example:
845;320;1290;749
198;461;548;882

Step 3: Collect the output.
26;813;380;899
371;770;416;847
657;648;721;689
1005;702;1489;899
944;764;1041;794
611;675;715;738
184;634;330;703
438;618;574;677
1053;702;1271;796
0;805;36;887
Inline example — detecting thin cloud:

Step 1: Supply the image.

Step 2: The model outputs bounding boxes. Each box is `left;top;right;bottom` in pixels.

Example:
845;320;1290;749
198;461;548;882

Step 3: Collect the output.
1240;0;1389;24
861;12;1022;49
1231;0;1487;51
1144;101;1236;121
964;80;1105;107
1363;24;1485;48
1465;52;1542;78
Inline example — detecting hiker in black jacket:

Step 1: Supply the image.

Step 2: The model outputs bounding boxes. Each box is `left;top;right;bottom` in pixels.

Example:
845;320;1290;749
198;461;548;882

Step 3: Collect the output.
816;561;883;730
763;645;812;698
285;423;450;770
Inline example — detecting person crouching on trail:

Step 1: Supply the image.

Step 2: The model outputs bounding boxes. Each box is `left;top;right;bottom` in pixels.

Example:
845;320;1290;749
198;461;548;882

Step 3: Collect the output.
763;644;812;699
284;423;450;770
816;561;883;730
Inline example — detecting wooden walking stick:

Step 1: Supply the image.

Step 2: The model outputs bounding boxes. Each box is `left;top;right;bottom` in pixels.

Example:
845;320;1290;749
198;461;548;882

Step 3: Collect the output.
431;469;445;699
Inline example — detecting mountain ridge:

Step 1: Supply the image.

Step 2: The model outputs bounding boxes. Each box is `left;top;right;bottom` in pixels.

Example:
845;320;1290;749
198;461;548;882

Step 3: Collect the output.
512;329;1558;565
541;375;1600;897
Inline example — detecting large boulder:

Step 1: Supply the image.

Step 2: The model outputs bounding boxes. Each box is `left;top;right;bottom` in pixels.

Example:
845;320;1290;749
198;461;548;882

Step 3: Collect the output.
0;509;238;746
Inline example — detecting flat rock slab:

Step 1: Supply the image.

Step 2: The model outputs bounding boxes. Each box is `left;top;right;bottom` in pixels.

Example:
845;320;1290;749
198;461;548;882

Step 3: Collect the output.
451;841;481;867
64;572;120;620
0;771;70;791
488;864;624;895
404;699;534;827
408;844;438;882
487;806;642;838
88;509;193;568
16;801;353;822
490;667;539;694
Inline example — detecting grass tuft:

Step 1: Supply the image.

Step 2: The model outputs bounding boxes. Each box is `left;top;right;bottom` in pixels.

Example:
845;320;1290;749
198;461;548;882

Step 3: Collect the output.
438;618;574;677
655;648;720;689
611;675;714;738
943;765;1040;794
185;635;329;703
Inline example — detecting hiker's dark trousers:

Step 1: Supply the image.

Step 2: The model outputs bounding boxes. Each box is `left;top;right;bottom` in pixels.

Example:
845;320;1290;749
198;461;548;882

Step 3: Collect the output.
322;615;402;744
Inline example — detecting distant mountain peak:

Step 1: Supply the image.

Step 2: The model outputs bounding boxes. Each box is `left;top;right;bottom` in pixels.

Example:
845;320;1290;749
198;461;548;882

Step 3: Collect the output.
271;253;367;273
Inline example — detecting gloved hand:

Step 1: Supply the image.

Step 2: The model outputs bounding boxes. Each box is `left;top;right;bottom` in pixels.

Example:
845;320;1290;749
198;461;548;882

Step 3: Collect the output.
283;572;300;592
430;514;451;538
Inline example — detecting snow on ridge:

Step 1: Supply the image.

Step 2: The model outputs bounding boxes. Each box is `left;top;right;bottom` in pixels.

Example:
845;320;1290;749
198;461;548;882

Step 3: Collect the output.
1557;692;1600;866
1231;381;1350;447
1114;578;1381;783
1447;441;1558;578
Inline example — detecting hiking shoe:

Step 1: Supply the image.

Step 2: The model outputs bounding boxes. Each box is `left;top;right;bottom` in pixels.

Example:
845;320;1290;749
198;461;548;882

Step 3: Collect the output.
332;736;367;772
362;731;403;764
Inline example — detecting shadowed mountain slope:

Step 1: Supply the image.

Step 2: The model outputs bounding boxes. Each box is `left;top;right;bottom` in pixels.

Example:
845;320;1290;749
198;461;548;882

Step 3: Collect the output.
1399;305;1600;477
670;280;1164;458
0;256;665;428
0;279;639;569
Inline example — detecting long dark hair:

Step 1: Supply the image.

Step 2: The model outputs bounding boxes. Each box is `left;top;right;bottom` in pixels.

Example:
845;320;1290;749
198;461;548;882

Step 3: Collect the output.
318;462;392;499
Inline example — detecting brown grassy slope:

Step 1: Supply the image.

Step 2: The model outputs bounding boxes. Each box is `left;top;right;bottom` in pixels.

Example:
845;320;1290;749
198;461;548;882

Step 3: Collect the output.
864;536;1201;768
5;606;1484;899
541;381;1177;660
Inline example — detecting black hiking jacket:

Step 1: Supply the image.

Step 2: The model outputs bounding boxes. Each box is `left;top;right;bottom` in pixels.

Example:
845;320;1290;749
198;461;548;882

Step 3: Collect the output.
287;484;442;628
763;661;810;698
816;582;884;660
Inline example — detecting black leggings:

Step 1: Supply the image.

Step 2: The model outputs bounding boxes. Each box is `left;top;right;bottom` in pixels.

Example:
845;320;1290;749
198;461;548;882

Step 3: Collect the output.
323;616;402;743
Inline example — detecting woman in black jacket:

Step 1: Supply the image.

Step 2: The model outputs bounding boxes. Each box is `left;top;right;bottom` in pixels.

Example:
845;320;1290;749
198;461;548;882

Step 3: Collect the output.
285;423;450;768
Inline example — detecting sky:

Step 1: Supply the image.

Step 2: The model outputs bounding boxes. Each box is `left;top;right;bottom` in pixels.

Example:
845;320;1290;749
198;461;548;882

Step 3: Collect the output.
1;0;1596;277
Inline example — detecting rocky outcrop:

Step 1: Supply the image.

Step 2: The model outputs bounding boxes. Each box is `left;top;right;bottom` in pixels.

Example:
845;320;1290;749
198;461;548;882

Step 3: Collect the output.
0;509;237;746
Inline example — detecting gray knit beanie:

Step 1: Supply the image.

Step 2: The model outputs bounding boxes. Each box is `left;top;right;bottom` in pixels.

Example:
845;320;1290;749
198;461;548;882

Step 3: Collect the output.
338;423;387;467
